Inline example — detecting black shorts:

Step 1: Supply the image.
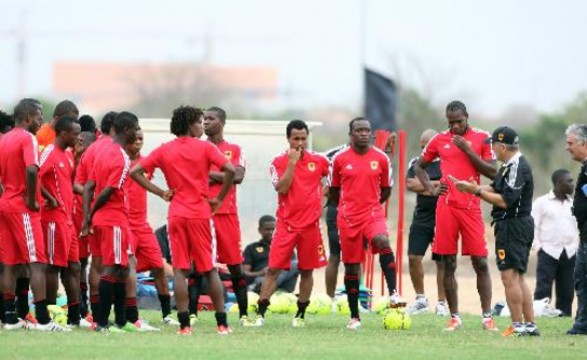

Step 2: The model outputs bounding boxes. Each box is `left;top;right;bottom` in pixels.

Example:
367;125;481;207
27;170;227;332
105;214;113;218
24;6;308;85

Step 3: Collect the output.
408;222;440;261
494;216;534;273
326;204;340;257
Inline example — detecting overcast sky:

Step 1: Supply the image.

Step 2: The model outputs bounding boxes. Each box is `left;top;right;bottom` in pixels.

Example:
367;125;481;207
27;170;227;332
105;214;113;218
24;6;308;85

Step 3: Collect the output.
1;0;586;117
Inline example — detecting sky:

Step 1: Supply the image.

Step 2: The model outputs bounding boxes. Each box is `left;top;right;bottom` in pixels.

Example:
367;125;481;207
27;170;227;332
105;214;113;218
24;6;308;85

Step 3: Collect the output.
1;0;586;118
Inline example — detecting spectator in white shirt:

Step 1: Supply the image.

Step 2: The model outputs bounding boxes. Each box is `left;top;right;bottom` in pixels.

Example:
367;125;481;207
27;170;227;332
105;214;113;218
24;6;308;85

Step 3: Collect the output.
532;169;579;316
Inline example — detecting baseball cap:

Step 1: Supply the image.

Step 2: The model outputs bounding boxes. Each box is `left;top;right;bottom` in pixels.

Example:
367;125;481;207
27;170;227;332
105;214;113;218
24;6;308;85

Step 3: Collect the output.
484;126;519;145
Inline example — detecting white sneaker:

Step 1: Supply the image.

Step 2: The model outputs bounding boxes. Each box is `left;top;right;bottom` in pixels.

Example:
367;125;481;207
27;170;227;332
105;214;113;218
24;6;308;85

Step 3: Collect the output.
33;320;72;332
389;291;407;308
346;318;361;330
292;317;305;328
331;301;338;313
543;304;563;318
252;315;265;327
407;297;430;314
3;319;27;331
79;318;93;328
436;301;449;316
133;319;161;332
163;315;180;326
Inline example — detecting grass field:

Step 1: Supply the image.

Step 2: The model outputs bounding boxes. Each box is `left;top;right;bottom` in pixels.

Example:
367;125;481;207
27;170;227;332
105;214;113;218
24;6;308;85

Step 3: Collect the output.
0;311;585;360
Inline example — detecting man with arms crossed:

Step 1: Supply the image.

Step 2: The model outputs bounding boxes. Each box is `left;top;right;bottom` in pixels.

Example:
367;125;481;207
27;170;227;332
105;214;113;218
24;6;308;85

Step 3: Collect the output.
130;106;235;335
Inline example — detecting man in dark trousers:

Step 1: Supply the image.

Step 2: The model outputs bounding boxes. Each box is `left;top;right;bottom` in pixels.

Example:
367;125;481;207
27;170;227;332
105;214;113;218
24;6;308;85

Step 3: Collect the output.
454;126;539;337
532;169;578;317
564;124;587;335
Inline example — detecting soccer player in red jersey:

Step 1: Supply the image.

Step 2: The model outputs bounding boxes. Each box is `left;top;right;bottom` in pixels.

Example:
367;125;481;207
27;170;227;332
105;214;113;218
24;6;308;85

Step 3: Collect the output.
329;117;399;330
201;107;252;324
415;100;498;331
253;120;329;327
39;116;82;326
74;111;117;321
0;98;69;331
124;128;173;330
72;130;96;320
130;106;235;335
82;111;139;332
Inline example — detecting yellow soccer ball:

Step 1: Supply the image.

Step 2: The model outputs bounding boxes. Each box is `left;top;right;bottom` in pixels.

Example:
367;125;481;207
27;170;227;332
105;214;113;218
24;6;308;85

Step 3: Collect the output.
48;305;68;326
383;308;411;330
247;292;260;313
336;295;351;315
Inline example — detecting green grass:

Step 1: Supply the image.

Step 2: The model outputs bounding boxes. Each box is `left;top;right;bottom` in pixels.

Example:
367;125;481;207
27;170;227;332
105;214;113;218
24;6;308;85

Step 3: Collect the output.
1;311;585;360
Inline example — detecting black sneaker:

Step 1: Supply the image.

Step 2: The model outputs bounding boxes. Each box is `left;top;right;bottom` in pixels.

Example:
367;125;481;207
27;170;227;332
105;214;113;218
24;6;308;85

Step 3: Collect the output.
567;328;587;335
526;327;540;336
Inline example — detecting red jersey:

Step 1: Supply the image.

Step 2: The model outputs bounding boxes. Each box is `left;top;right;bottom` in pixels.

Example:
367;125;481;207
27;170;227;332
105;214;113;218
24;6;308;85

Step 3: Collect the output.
88;141;131;226
421;127;493;209
208;139;245;215
330;146;392;226
0;128;41;213
74;135;111;186
39;144;75;223
140;137;228;220
127;156;152;227
270;150;329;229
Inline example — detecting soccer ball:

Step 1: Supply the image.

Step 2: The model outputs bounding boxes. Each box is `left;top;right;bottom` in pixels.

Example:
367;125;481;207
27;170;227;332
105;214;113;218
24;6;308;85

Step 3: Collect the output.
269;292;293;314
383;308;411;330
48;305;68;326
228;303;240;313
307;293;332;315
335;295;351;315
247;292;260;313
372;296;391;314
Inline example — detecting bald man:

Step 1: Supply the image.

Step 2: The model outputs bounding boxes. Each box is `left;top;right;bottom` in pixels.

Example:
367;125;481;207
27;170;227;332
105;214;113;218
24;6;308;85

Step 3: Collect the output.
405;129;447;316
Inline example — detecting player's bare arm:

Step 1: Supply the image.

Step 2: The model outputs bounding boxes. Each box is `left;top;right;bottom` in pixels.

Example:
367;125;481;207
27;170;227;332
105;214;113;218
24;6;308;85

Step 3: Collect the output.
328;187;340;206
406;177;441;195
40;185;58;209
208;161;235;214
274;148;301;195
451;135;497;180
209;165;245;185
25;164;40;211
81;180;96;235
130;163;173;201
73;183;84;195
243;263;266;278
380;186;392;204
451;176;506;209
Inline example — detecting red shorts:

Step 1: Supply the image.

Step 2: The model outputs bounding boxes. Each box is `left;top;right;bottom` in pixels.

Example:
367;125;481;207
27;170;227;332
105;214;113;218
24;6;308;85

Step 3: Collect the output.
93;225;129;267
42;220;78;267
212;214;243;265
168;217;214;272
0;211;46;265
432;201;488;256
87;232;100;257
339;216;388;264
130;224;163;273
269;220;327;270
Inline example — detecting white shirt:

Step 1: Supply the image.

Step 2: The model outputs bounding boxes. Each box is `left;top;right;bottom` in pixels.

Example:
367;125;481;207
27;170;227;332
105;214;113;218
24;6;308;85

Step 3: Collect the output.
531;190;579;259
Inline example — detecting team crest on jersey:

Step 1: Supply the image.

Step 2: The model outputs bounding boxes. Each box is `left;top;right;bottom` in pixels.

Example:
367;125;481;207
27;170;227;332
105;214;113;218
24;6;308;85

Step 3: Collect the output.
224;150;232;159
370;161;378;170
308;162;316;171
256;247;264;253
498;249;506;260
